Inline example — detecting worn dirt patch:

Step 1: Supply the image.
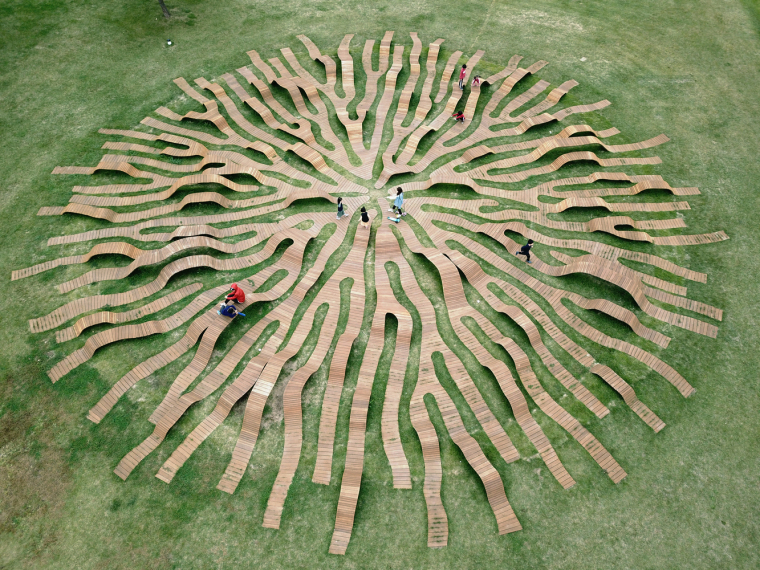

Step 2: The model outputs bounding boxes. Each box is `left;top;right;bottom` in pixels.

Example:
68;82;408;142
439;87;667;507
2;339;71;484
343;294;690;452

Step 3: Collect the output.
0;373;72;564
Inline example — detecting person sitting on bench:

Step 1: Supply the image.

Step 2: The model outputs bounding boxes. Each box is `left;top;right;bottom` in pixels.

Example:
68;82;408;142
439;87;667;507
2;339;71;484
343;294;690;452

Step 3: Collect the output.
225;283;245;305
218;303;245;318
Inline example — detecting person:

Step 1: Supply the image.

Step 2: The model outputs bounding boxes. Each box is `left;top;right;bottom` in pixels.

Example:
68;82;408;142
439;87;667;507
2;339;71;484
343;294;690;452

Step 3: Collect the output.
337;197;345;220
360;206;370;229
471;75;480;87
458;64;467;90
388;187;405;216
452;111;465;123
218;303;245;318
515;239;534;263
225;283;245;305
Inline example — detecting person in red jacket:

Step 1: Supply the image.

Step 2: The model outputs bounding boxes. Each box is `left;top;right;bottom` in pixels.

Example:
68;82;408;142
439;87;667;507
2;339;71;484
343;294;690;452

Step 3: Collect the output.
225;283;246;305
458;64;467;90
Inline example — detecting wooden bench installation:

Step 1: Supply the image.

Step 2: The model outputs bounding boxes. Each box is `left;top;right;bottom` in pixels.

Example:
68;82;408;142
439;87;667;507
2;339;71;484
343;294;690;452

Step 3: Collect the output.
15;32;727;556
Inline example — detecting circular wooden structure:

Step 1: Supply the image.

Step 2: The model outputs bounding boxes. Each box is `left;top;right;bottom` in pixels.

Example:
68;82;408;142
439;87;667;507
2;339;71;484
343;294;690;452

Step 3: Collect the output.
13;33;726;555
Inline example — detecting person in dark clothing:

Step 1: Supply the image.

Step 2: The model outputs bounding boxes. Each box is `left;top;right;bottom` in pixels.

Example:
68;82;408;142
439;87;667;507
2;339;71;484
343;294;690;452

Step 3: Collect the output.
337;197;345;220
360;206;370;229
515;239;534;263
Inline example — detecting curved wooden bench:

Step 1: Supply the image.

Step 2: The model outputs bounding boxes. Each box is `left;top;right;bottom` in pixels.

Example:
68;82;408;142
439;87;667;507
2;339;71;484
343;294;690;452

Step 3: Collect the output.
55;284;203;343
312;223;374;486
328;200;522;554
19;212;326;281
87;208;353;426
111;211;357;481
412;201;721;338
262;220;371;529
394;220;629;484
404;203;672;432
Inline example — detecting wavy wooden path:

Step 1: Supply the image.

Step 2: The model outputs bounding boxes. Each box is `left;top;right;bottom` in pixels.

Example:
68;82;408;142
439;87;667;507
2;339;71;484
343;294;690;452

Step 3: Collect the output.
115;213;357;481
262;220;370;529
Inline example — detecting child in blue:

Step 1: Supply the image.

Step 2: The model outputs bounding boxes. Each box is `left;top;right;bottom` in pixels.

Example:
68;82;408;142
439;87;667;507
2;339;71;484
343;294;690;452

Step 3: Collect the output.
218;304;245;318
388;187;405;216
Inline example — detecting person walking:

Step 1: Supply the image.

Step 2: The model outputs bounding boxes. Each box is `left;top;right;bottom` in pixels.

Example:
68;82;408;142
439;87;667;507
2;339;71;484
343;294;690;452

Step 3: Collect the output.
389;187;405;216
458;64;467;90
218;304;245;318
336;197;345;220
360;206;370;229
515;239;534;263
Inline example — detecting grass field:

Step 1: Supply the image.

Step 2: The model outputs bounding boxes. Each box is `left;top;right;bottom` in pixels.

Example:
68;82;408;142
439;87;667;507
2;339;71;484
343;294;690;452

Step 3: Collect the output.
1;0;759;568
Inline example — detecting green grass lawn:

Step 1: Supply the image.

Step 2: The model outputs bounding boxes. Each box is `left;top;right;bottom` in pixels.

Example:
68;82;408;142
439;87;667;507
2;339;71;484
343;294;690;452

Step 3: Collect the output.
1;0;760;568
